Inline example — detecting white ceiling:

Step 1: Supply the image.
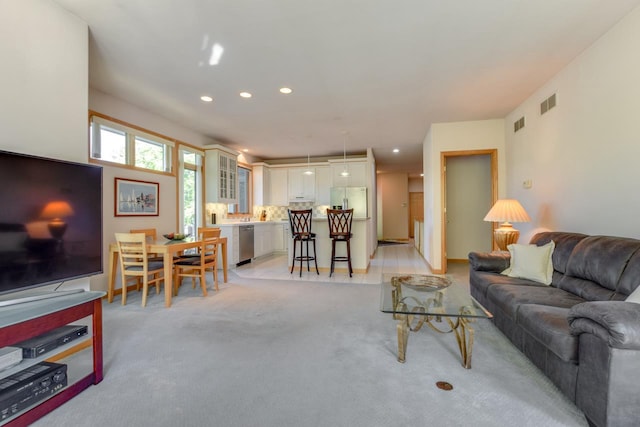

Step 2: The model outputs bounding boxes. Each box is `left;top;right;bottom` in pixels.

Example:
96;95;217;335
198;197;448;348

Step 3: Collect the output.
54;0;640;176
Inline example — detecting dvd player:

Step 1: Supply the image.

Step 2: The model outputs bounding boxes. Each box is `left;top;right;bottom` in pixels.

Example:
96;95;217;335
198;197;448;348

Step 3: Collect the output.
14;325;88;359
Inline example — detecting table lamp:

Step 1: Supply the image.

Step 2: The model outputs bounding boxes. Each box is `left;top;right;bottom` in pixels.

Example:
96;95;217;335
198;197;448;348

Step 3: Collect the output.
483;199;530;251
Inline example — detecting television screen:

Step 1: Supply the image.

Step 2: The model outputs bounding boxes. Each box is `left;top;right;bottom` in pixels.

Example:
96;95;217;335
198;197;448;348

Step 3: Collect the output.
0;150;103;295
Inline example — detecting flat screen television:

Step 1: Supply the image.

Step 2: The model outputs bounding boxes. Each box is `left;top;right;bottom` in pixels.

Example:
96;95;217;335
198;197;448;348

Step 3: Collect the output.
0;150;103;301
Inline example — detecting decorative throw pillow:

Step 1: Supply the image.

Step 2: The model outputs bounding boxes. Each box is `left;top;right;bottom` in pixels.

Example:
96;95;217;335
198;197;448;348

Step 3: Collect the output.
625;286;640;304
501;241;555;285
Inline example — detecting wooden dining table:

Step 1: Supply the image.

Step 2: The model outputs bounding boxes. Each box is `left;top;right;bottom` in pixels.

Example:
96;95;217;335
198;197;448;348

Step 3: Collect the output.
107;236;228;307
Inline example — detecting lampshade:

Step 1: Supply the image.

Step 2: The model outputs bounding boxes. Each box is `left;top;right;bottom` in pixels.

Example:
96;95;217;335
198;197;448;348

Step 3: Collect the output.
484;199;530;251
41;201;75;219
483;199;530;223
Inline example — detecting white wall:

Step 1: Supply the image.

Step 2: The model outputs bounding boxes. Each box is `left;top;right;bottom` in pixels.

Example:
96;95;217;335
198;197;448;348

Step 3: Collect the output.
0;0;91;291
423;119;506;272
505;5;640;242
0;0;88;163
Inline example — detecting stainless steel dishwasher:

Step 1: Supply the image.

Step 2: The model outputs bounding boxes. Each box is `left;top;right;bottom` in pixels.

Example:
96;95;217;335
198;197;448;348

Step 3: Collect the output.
238;225;254;265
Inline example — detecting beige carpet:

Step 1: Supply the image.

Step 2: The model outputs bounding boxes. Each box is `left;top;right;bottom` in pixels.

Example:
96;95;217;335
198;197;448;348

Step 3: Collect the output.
33;273;588;427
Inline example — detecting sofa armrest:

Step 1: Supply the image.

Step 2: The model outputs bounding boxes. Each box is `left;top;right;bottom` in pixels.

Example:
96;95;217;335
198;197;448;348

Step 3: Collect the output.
468;251;510;273
568;301;640;349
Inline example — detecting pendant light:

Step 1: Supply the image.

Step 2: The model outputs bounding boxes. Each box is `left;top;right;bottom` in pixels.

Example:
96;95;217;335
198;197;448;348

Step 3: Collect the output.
341;131;350;177
304;152;314;175
304;135;314;175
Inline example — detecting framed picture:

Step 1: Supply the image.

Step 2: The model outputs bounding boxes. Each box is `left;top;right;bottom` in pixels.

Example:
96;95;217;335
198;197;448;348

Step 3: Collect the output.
114;178;159;216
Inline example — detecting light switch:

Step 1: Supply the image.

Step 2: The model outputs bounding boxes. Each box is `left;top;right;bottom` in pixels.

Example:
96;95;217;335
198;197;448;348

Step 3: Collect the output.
523;179;533;189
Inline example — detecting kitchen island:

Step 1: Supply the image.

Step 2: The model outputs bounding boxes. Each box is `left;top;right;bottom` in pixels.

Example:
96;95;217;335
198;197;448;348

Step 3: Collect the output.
286;217;372;274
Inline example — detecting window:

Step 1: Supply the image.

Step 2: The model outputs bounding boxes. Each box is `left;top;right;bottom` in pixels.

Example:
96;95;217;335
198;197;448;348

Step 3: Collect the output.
237;166;251;213
179;147;203;236
90;115;173;173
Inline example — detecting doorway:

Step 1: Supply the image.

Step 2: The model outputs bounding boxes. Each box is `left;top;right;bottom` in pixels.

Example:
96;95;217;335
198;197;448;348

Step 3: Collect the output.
441;150;497;273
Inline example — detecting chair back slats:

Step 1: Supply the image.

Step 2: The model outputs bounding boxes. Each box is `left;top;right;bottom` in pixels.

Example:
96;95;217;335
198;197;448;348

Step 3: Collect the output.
327;209;354;238
198;227;221;239
129;228;157;242
115;233;149;272
288;209;313;237
115;232;164;306
200;236;219;267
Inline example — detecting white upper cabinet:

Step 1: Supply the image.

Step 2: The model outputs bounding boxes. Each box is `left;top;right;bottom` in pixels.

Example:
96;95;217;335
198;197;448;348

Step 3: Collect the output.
205;146;238;204
270;168;288;206
288;167;315;202
315;166;332;205
253;164;271;206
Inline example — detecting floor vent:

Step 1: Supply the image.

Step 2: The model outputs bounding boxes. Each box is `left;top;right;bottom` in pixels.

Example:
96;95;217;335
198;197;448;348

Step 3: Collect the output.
540;93;557;115
513;116;525;132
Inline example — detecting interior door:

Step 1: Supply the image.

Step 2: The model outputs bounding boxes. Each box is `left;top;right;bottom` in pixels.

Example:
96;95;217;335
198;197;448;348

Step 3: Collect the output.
442;150;496;272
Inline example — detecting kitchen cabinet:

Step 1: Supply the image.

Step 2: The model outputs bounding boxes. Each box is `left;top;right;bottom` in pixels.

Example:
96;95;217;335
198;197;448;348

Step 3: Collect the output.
288;167;315;202
270;168;288;206
0;291;104;426
252;164;270;206
273;223;285;252
253;223;274;258
205;146;238;204
217;225;239;265
331;160;367;188
315;166;332;205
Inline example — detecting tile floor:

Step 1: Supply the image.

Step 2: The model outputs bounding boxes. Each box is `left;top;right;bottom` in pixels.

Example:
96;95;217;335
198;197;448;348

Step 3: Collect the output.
234;241;470;286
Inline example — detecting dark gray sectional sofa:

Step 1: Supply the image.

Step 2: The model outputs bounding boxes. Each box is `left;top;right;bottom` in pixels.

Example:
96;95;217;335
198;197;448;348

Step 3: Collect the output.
468;231;640;427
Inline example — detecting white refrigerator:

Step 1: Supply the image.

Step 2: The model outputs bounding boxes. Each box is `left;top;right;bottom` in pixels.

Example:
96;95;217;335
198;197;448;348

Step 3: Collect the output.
330;187;368;218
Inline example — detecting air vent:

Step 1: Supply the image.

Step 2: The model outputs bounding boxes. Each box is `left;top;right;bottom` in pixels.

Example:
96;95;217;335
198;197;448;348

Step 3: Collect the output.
513;116;525;132
540;93;557;115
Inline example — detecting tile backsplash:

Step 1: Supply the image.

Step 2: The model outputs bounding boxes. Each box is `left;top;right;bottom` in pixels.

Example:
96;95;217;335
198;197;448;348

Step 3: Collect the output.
254;203;330;221
206;202;330;224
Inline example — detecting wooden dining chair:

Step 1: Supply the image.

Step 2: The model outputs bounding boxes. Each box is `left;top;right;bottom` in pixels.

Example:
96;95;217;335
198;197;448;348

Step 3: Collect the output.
115;232;164;307
173;234;219;296
130;228;162;261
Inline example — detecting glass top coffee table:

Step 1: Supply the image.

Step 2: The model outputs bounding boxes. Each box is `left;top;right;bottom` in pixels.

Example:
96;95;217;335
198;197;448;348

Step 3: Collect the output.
380;274;492;369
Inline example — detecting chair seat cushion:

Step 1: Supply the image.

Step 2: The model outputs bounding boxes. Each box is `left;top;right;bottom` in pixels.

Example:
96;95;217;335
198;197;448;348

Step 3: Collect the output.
331;233;352;240
175;258;208;266
125;260;164;271
294;232;316;240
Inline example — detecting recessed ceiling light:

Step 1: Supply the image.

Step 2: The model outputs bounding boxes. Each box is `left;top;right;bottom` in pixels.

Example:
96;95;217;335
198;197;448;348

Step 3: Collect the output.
240;92;252;98
242;149;249;153
392;148;400;153
200;95;213;102
279;87;293;94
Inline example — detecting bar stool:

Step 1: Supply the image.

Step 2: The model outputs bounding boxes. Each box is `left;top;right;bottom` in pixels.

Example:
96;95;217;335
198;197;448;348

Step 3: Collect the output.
327;208;354;277
288;209;319;277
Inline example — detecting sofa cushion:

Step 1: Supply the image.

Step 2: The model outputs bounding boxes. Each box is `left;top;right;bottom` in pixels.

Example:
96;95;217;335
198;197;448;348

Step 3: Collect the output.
617;248;640;298
559;236;640;299
518;304;578;362
470;270;545;302
529;232;587;275
503;241;554;285
487;283;586;319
